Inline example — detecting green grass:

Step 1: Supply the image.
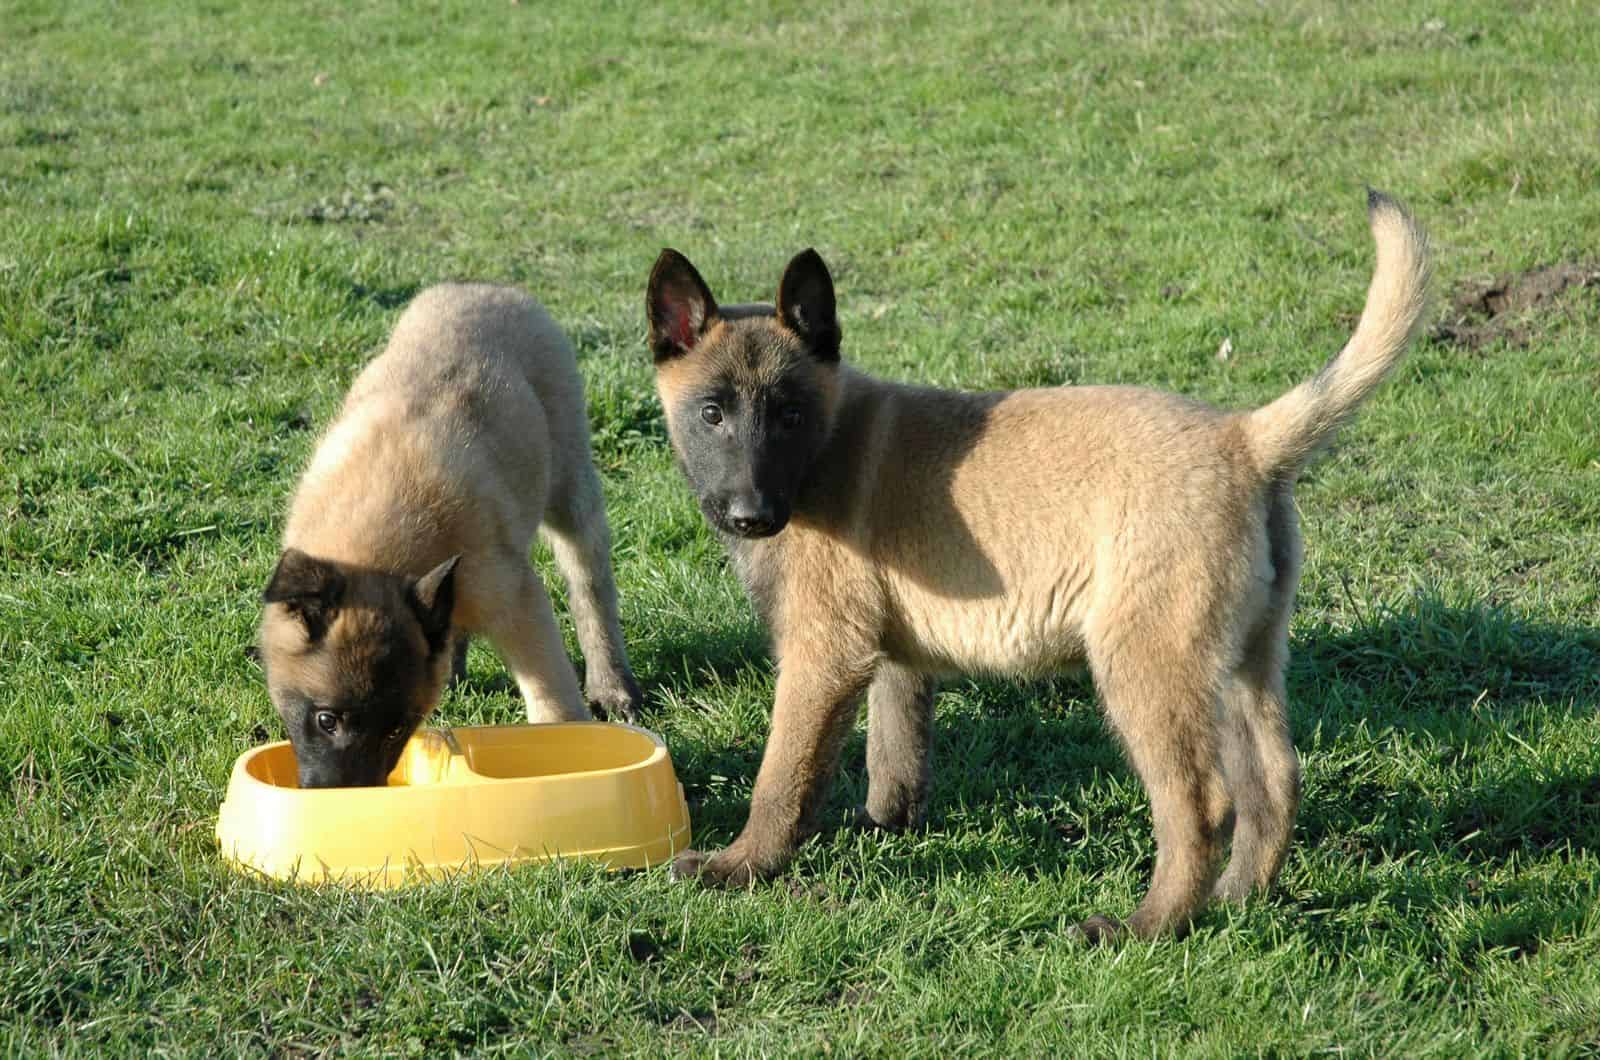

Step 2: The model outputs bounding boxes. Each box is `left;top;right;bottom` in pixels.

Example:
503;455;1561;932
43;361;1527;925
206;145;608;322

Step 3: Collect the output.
4;0;1599;1053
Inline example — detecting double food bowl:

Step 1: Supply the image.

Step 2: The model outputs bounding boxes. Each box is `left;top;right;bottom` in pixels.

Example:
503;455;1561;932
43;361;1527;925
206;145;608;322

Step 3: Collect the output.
216;722;692;888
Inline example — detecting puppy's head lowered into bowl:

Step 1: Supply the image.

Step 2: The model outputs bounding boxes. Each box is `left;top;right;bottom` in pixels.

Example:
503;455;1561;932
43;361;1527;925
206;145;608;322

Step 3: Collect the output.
258;549;459;788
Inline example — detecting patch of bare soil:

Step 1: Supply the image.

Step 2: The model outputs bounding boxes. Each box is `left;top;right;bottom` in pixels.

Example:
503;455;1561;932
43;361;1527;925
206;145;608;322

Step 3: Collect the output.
1432;261;1600;350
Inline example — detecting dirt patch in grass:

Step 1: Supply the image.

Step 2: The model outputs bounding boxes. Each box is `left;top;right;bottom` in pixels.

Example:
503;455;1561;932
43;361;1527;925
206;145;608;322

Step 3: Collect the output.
662;1010;719;1035
296;183;396;224
1432;262;1600;350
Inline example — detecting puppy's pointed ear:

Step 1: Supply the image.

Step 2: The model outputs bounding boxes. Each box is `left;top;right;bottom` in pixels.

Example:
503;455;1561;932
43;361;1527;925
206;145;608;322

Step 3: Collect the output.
776;248;840;362
647;249;719;361
409;554;460;653
262;549;345;642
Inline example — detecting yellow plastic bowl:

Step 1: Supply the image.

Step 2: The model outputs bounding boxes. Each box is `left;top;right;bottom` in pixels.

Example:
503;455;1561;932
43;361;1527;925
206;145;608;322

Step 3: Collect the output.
216;722;691;888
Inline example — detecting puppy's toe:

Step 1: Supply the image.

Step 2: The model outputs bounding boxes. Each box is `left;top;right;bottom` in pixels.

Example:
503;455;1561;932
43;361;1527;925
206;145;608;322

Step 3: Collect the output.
586;676;644;724
669;849;707;882
844;805;879;832
1211;875;1253;905
846;804;907;833
669;848;755;888
1069;914;1128;945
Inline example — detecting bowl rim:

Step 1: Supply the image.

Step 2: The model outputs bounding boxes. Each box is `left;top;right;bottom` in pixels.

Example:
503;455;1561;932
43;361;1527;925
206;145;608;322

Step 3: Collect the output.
229;721;672;797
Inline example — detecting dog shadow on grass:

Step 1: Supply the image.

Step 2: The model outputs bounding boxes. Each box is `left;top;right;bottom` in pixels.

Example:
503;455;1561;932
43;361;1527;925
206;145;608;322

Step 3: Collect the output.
343;280;422;311
443;619;771;724
632;620;770;698
668;594;1600;946
1261;596;1599;957
1285;595;1600;862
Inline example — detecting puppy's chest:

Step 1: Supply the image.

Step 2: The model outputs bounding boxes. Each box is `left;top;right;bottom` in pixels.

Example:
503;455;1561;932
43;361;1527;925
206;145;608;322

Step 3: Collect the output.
725;528;871;642
725;535;789;631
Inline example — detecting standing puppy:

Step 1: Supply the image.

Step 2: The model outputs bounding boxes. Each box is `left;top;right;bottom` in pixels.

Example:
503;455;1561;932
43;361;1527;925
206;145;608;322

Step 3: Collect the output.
646;192;1430;940
259;284;643;788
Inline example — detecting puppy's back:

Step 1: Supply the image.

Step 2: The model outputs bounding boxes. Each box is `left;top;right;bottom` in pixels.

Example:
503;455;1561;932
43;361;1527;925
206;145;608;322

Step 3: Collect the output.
284;284;583;572
357;284;583;415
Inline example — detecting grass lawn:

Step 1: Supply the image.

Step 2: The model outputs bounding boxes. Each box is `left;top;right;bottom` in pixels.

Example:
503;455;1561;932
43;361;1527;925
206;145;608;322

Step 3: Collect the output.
4;0;1599;1053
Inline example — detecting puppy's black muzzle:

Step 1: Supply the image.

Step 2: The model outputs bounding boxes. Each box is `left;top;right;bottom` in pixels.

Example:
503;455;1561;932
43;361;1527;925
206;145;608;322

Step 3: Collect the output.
295;753;396;790
721;495;788;538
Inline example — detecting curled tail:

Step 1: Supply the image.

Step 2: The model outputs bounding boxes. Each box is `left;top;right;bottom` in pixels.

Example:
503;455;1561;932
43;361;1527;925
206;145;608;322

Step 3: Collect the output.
1246;189;1432;477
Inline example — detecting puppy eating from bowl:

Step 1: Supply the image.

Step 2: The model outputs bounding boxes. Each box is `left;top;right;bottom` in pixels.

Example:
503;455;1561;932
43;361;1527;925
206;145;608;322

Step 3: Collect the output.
258;284;642;788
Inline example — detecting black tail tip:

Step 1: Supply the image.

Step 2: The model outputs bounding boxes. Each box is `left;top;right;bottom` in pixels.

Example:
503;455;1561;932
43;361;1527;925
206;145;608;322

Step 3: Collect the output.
1366;186;1398;216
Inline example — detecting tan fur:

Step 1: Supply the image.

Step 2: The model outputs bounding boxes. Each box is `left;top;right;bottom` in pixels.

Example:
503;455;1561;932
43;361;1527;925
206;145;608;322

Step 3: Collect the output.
654;194;1430;939
260;284;641;780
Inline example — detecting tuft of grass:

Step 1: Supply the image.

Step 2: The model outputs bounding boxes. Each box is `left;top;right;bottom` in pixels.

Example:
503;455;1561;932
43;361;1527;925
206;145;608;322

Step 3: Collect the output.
4;0;1598;1053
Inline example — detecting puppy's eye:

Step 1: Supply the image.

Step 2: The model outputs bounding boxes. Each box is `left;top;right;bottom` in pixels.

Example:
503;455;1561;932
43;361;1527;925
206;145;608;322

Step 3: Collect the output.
315;710;338;735
383;723;408;744
780;407;803;429
701;404;723;426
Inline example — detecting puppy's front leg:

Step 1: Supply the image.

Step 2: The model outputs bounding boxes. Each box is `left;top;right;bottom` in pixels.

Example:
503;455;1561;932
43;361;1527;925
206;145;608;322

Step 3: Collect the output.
541;471;644;723
673;644;876;887
480;562;591;723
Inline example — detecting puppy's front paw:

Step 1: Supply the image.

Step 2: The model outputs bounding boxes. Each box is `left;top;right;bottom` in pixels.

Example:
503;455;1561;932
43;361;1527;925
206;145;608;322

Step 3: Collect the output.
851;798;928;834
586;673;644;724
844;805;877;832
668;847;759;888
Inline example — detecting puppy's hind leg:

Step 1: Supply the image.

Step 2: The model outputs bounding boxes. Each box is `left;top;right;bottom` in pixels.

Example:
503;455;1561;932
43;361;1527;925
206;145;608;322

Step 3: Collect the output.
1215;491;1302;902
1081;635;1230;942
1213;624;1299;903
542;467;644;722
863;660;938;831
480;561;591;724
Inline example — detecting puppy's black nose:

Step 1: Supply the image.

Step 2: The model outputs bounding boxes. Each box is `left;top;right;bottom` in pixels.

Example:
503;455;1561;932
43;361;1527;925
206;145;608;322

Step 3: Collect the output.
729;513;776;536
726;498;780;537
